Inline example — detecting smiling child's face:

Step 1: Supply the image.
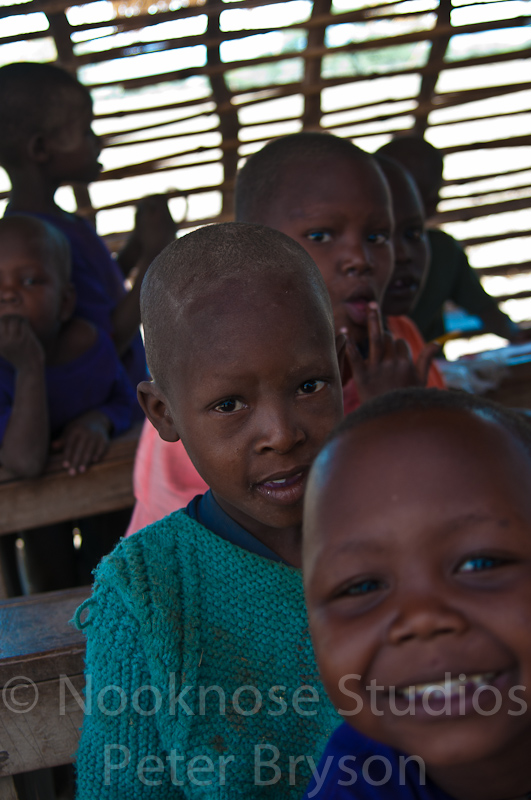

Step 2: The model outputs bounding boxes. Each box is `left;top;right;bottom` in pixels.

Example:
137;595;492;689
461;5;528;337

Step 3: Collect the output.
143;272;344;546
304;408;531;797
260;155;394;345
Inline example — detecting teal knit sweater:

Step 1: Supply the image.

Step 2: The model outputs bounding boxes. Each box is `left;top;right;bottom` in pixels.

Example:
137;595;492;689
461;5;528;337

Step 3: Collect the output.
74;511;341;798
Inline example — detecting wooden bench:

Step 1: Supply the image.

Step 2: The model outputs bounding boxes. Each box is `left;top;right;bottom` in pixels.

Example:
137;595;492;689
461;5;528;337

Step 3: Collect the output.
0;586;89;799
0;425;140;598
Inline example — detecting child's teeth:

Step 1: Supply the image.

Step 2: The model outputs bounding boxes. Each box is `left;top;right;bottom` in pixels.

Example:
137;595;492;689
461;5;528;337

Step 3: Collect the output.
398;672;495;700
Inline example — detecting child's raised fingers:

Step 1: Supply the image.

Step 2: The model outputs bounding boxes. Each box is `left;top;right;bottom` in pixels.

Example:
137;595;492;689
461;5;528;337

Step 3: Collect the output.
366;302;385;366
339;327;365;383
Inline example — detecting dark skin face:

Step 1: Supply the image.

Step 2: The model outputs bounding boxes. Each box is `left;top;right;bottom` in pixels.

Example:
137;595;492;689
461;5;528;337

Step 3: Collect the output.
139;275;345;567
0;227;73;350
39;88;102;189
260;156;394;347
381;165;429;318
304;409;531;800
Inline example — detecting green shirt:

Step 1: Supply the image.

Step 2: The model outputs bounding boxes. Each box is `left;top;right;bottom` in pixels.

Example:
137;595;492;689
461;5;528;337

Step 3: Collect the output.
74;511;340;799
411;228;499;341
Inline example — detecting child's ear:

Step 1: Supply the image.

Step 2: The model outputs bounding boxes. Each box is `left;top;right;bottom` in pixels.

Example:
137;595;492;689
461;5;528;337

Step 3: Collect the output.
59;283;77;323
27;133;50;165
335;331;352;387
137;381;180;443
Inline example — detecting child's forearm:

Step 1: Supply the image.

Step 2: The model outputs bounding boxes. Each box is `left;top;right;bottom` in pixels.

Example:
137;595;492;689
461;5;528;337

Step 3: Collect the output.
1;358;49;477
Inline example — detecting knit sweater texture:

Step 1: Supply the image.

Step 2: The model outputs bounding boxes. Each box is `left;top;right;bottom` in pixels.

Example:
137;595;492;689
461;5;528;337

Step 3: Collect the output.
74;511;341;798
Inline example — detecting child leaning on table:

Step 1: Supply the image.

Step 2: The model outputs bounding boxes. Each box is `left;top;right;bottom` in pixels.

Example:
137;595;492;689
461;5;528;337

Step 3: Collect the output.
0;216;137;592
74;222;345;798
0;215;136;477
302;387;531;800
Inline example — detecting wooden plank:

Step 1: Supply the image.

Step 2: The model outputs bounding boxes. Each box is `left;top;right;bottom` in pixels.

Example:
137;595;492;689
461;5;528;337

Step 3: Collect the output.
487;360;531;409
0;777;19;800
462;230;531;247
0;427;139;536
70;16;530;75
0;674;85;775
433;194;531;225
0;587;89;776
302;0;331;130
413;0;452;136
0;588;88;686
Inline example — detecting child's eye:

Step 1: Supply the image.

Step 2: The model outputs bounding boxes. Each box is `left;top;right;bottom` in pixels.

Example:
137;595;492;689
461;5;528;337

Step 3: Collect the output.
306;231;332;244
367;232;389;245
344;578;382;597
405;227;424;242
458;555;508;573
297;379;326;395
213;398;245;413
22;277;38;286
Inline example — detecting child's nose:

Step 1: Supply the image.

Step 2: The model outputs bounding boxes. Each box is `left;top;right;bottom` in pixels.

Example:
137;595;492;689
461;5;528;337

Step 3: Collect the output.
388;593;468;645
254;406;306;454
339;236;372;276
395;236;411;264
0;284;19;303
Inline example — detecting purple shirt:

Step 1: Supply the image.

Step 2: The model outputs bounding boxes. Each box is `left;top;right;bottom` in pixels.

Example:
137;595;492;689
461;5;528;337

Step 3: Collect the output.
0;328;139;442
302;723;454;800
4;209;147;390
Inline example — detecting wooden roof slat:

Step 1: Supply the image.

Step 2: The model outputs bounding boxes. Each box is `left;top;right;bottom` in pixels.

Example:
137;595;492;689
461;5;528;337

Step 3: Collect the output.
462;230;531;247
302;0;331;130
476;261;531;277
433;194;531;224
69;5;436;39
70;15;529;72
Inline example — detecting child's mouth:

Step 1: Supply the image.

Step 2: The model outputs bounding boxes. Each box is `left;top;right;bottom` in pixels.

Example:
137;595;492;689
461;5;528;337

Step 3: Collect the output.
387;275;419;298
388;670;510;717
344;290;375;326
255;469;306;504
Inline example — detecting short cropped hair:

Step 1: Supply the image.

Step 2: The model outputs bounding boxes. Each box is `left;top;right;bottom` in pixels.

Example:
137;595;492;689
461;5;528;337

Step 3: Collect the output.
374;153;424;208
141;221;334;386
235;132;375;223
326;387;531;461
0;215;71;284
0;62;91;169
377;136;444;185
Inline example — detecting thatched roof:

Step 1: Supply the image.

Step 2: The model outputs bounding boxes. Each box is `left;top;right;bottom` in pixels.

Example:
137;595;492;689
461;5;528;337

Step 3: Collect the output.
1;0;530;338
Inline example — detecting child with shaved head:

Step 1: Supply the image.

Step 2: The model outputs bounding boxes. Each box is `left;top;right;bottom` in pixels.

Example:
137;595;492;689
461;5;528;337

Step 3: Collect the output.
74;222;345;798
303;388;531;799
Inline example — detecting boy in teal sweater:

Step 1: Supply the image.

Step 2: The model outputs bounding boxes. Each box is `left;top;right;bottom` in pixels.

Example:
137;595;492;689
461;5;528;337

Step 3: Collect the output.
74;222;345;798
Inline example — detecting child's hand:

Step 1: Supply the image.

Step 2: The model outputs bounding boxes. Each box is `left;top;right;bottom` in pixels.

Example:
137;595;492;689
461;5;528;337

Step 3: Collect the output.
0;315;44;370
134;195;177;263
53;412;111;476
342;303;440;403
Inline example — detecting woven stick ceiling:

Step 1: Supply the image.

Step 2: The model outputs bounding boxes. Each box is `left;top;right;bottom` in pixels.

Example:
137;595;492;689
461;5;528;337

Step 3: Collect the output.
1;0;531;335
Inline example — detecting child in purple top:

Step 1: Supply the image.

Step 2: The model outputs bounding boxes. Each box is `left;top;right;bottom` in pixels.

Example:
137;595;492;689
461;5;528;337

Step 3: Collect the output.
0;215;136;476
0;215;138;594
0;62;176;391
303;389;531;800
